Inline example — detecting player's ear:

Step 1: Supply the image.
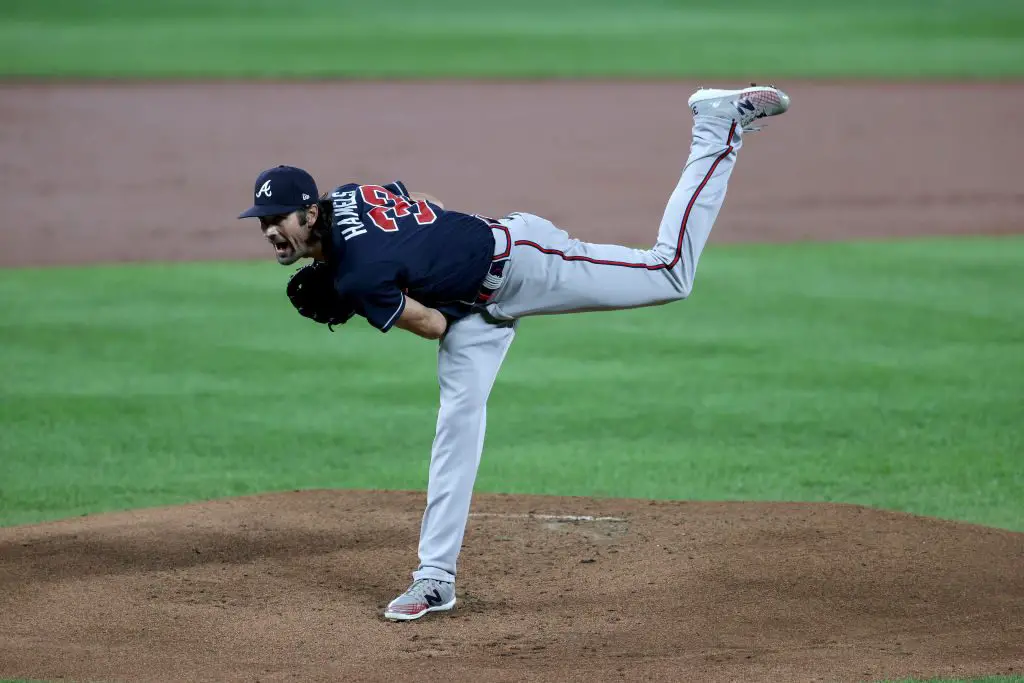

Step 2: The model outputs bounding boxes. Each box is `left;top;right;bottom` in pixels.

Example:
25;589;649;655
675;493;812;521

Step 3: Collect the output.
306;203;319;224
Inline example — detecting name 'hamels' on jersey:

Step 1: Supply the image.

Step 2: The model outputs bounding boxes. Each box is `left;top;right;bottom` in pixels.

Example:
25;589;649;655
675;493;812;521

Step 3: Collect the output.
323;181;496;330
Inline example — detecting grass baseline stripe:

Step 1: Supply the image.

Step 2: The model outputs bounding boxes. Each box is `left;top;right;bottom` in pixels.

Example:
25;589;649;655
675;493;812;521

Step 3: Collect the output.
0;0;1021;78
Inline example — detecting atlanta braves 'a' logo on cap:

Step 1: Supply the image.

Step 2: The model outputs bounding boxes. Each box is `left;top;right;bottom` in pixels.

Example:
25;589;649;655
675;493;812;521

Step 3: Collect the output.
238;166;319;219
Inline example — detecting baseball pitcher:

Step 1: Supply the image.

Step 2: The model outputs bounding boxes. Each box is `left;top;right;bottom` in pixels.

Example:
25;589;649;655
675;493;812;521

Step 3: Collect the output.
238;85;791;620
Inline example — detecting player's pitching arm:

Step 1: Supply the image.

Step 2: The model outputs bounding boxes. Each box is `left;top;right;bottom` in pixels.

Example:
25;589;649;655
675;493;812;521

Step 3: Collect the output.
396;295;448;340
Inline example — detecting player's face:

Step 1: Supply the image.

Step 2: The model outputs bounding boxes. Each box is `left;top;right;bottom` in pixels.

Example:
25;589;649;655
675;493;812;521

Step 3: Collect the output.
260;207;318;265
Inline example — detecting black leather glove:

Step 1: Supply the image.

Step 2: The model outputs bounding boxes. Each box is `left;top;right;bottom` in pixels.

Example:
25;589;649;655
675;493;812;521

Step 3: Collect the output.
286;262;356;331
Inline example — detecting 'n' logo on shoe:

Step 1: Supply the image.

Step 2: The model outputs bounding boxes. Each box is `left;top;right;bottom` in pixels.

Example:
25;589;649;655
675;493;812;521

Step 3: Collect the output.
737;99;756;113
424;589;444;607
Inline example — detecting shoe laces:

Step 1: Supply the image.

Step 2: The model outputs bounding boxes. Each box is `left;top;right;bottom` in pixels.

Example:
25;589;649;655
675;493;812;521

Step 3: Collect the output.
405;578;445;598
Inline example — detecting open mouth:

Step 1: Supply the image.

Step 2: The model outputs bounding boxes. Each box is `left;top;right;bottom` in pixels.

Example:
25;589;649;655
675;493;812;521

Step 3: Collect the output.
269;236;292;257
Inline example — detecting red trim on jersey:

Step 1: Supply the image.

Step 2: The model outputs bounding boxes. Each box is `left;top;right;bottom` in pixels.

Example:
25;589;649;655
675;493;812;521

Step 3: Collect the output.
513;121;737;270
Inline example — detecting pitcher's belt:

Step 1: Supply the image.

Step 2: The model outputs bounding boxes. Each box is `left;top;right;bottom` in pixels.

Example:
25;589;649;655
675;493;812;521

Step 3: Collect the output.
475;218;513;305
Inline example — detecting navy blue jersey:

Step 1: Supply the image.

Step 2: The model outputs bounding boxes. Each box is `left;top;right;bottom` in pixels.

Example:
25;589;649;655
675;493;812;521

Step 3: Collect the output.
322;181;495;332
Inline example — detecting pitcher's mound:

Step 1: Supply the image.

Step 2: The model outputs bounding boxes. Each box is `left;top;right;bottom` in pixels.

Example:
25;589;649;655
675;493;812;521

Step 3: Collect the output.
1;490;1022;682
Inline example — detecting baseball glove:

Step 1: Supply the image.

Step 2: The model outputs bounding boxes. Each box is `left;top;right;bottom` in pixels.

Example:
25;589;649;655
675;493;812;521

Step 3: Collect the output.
286;262;356;331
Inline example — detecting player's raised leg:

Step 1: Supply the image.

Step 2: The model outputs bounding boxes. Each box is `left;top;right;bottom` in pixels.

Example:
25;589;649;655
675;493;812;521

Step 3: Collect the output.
384;312;517;621
485;85;789;320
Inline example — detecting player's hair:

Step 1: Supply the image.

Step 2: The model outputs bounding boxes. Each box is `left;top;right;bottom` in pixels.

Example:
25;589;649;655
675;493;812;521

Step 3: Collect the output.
306;194;331;239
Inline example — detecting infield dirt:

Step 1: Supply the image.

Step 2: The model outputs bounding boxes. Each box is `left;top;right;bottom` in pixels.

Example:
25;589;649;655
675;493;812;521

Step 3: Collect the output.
0;81;1022;682
1;81;1022;266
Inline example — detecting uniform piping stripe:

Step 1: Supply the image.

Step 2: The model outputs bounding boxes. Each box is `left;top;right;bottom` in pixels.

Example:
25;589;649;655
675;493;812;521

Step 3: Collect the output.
513;121;737;270
381;293;407;332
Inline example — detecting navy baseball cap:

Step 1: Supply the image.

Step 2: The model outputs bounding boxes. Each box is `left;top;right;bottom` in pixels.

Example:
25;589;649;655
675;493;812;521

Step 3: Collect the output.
238;165;319;219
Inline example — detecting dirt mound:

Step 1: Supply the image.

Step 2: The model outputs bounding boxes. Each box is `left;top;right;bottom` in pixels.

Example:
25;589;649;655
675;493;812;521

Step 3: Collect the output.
1;491;1021;682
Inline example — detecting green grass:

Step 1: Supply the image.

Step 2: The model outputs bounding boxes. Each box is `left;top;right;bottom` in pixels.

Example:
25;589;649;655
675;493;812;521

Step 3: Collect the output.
0;0;1023;79
1;236;1021;530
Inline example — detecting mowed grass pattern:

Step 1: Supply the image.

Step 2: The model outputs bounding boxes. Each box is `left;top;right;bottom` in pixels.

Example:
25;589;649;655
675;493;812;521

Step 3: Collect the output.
0;0;1023;78
1;237;1021;530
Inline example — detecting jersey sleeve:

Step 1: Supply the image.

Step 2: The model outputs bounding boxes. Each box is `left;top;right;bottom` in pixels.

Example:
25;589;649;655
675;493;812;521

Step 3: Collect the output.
337;269;407;333
381;180;410;199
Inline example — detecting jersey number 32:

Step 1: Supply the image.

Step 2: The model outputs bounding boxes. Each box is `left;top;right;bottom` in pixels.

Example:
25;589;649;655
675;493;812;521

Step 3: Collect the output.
359;185;437;233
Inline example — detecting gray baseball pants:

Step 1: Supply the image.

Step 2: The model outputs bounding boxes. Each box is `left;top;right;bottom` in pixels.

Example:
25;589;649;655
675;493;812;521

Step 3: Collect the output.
413;116;742;582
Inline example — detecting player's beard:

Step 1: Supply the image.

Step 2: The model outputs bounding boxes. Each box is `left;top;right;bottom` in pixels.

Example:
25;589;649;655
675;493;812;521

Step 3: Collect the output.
275;210;320;265
299;209;326;262
275;240;301;265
